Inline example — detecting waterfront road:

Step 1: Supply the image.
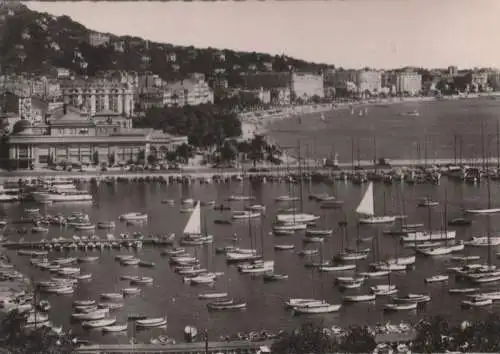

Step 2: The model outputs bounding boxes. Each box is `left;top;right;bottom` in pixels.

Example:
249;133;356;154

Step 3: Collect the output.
0;157;497;182
73;331;417;353
75;340;273;354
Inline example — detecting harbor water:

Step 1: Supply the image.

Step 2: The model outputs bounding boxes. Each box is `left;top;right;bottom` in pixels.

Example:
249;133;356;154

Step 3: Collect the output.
2;177;500;344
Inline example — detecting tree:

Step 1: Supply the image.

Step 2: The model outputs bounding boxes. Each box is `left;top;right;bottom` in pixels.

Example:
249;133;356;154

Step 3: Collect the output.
147;154;157;165
92;151;99;166
340;325;376;353
219;139;238;163
135;104;242;149
108;153;115;166
272;321;339;354
175;143;193;163
136;149;146;164
0;310;75;354
248;134;266;166
412;316;454;353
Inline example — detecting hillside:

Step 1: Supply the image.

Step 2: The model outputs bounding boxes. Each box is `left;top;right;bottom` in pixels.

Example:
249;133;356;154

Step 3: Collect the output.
0;2;330;84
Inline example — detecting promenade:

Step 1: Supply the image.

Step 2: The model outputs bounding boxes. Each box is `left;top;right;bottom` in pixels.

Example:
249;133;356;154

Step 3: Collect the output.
73;331;417;353
75;340;273;354
0;157;497;184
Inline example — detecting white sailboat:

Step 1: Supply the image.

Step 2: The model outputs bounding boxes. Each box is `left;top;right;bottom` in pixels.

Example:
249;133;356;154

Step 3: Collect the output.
356;182;396;224
181;202;213;245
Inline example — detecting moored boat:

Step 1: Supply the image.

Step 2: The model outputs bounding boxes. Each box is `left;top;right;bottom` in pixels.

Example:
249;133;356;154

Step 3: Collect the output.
82;318;116;329
197;292;228;300
135;317;168;328
425;275;449;283
342;294;376;303
384;302;418;311
102;323;128;332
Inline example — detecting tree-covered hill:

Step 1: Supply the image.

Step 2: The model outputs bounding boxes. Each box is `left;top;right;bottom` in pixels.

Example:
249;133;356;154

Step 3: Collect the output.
0;2;331;82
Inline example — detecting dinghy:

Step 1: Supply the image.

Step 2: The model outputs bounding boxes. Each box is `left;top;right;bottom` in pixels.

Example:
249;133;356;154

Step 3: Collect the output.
448;287;479;294
293;303;341;314
425;275;449;283
461;296;493;308
207;300;247;311
82;318;116;329
466;208;500;215
263;273;288;282
343;294;376;303
102;324;128;332
274;244;295;251
384;302;418;311
392;294;431;304
371;284;398;296
135;317;168;328
197;292;228;300
284;298;323;309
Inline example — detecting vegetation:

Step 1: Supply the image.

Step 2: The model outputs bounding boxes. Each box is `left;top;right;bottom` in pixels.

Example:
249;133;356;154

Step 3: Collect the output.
211;135;282;166
134;104;241;148
271;321;376;354
412;314;500;353
0;3;329;79
273;315;500;354
0;310;75;353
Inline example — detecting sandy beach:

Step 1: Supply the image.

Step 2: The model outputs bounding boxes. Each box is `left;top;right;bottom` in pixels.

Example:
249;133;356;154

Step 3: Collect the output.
239;92;500;142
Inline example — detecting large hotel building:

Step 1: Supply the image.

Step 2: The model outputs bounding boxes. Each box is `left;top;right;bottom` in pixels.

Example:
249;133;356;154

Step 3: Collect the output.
60;79;134;117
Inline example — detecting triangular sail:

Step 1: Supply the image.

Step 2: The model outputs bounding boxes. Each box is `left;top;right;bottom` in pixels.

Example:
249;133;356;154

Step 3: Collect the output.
356;182;375;216
183;202;201;235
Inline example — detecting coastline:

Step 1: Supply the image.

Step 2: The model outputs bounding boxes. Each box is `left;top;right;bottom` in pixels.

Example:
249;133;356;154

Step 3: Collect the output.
239;92;500;142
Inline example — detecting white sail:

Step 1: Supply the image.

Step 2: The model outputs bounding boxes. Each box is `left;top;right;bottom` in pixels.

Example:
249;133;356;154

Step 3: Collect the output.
356;182;374;216
183;202;201;235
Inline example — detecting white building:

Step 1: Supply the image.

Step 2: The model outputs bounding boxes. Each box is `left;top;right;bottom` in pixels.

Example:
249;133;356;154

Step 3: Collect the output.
61;80;134;117
356;70;382;94
88;32;110;47
291;73;325;101
162;78;214;107
395;71;422;95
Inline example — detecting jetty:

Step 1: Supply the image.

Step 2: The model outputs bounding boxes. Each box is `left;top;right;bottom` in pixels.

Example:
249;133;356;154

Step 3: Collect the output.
2;238;169;250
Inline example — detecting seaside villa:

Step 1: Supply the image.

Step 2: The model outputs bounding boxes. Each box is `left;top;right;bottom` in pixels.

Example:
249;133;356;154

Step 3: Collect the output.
6;105;188;169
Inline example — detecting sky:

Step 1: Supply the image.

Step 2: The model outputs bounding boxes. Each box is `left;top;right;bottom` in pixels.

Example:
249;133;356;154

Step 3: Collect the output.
25;0;500;70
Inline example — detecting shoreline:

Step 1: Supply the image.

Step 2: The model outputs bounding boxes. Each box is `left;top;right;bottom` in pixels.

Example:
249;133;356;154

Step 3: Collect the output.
239;92;500;143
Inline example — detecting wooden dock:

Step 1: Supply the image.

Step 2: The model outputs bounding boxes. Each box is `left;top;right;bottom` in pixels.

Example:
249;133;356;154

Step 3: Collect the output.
74;340;273;354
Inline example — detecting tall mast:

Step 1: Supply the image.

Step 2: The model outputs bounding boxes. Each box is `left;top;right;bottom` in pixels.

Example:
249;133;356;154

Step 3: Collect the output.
496;120;500;170
297;139;304;213
351;137;355;171
424;136;428;167
356;138;361;168
443;188;448;246
453;134;458;165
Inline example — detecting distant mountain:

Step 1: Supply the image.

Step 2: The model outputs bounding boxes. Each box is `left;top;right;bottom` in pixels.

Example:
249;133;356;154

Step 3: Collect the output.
0;2;331;84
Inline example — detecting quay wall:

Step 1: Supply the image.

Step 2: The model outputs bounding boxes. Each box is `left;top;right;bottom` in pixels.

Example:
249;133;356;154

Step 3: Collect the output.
73;331;417;353
0;157;497;183
74;340;273;354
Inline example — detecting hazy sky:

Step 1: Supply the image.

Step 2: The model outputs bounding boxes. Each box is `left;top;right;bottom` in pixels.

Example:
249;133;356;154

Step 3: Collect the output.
25;0;500;70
